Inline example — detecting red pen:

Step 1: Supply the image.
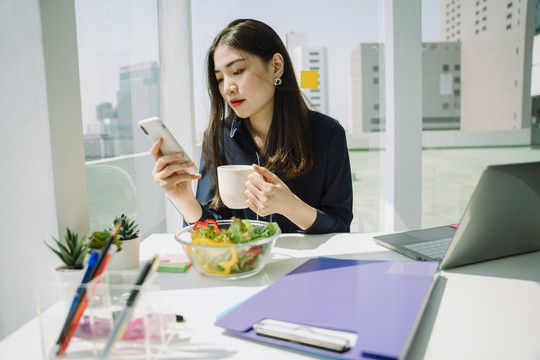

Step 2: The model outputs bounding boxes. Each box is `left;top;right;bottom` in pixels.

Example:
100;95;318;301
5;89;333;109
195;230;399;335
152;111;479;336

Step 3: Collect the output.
56;244;117;356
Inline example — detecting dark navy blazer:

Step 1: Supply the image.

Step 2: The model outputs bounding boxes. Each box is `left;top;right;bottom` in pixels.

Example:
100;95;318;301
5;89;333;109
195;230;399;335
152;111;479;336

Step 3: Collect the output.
193;111;353;234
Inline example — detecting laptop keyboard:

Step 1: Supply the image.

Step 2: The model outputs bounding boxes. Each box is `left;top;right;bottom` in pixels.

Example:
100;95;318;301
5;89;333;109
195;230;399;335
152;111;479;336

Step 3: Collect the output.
404;237;453;260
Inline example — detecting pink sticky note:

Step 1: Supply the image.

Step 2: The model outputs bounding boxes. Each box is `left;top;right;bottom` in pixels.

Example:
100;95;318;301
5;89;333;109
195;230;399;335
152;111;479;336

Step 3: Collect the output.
159;254;190;264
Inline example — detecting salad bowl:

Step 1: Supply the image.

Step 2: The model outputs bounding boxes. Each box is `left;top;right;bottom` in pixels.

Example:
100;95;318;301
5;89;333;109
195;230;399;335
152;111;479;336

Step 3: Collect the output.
175;219;281;280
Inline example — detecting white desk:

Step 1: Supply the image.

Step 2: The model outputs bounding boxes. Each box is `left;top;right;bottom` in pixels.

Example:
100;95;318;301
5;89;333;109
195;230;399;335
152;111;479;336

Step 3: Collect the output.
2;232;540;359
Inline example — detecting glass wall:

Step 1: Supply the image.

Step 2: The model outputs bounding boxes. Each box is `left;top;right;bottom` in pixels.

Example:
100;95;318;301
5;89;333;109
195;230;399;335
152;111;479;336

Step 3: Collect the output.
76;0;538;235
420;0;540;228
191;0;384;232
75;0;165;237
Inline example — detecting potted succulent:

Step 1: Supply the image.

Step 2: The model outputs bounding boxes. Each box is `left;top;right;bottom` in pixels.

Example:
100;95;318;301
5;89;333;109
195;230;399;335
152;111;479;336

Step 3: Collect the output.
88;229;123;271
44;227;90;306
113;214;140;269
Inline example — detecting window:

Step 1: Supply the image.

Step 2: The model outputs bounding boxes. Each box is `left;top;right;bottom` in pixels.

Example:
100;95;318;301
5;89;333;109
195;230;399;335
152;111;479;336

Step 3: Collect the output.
443;64;449;71
192;0;385;232
75;0;165;237
507;24;512;30
374;104;379;111
421;0;539;230
507;2;513;8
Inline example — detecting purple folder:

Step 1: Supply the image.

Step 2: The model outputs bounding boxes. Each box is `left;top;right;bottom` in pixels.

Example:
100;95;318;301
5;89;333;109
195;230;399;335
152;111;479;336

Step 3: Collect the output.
215;258;439;360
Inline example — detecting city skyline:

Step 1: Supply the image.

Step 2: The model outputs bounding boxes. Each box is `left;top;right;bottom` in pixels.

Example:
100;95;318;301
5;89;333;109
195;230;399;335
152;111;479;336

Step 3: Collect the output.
76;0;441;138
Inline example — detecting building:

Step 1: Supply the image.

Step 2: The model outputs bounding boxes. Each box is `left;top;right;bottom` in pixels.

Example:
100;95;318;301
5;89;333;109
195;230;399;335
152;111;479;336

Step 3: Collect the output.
440;0;536;130
286;33;329;114
350;42;461;133
116;61;160;154
96;102;116;121
531;1;540;146
83;115;117;160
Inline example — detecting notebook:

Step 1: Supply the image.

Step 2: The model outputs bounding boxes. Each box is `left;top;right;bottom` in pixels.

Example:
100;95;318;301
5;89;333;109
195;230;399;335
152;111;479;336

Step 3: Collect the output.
374;161;540;270
215;258;440;360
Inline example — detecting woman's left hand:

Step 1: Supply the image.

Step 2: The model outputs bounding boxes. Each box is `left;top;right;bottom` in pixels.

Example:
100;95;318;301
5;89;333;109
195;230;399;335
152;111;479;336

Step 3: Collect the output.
244;164;295;217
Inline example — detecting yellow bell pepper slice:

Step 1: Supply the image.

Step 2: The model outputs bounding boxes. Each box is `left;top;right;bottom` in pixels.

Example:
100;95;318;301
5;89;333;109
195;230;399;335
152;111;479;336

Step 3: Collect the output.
192;237;233;246
190;237;238;275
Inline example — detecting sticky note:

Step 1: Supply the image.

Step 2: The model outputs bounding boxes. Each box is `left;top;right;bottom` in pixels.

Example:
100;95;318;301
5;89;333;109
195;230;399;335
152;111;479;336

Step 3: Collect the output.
157;262;190;273
159;254;190;263
157;253;191;273
300;70;318;89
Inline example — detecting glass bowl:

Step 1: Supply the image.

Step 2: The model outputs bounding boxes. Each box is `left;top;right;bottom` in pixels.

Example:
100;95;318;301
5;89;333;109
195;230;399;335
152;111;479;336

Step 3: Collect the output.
174;219;280;280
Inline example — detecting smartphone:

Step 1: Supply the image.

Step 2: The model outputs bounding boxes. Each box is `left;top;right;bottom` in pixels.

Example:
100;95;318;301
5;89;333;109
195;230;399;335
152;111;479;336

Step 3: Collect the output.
138;116;197;175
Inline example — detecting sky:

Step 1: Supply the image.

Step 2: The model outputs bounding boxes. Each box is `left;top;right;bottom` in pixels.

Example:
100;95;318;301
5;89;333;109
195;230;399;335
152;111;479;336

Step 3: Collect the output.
76;0;440;133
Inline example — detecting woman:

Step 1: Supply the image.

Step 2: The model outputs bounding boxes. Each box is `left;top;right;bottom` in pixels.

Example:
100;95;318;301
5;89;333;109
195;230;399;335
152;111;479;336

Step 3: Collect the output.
151;19;353;233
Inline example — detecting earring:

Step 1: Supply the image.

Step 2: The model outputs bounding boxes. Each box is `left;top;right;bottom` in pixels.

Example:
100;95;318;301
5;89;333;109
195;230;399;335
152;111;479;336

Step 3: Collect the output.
273;78;282;86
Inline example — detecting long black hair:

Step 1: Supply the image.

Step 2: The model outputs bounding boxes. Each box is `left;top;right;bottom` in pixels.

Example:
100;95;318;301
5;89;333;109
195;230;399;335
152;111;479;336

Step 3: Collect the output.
205;19;313;206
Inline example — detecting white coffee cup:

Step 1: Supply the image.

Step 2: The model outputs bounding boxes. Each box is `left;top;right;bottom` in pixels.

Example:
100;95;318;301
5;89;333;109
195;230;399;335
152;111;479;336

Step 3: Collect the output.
217;165;255;209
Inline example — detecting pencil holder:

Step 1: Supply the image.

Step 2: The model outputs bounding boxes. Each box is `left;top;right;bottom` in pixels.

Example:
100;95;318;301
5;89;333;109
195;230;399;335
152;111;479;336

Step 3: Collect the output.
37;271;173;359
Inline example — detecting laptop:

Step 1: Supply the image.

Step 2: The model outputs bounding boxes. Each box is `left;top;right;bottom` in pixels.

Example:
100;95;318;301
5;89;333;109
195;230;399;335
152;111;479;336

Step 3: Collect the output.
374;161;540;270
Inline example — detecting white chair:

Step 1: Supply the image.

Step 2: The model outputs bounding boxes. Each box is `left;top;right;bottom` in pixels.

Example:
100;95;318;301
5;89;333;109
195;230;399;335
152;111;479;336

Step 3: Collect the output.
85;164;138;232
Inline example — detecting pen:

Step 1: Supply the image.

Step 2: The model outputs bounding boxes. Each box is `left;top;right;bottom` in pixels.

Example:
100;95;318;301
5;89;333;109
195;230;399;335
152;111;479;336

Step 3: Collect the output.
55;222;122;357
68;250;100;313
52;250;100;357
99;255;159;359
54;244;118;357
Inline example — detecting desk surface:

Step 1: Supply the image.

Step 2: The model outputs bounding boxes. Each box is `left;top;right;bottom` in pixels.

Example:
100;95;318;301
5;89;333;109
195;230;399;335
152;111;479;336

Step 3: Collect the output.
2;232;540;359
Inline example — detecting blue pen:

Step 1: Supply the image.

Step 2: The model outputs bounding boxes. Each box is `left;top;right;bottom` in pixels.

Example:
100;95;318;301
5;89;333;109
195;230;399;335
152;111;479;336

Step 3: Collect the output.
68;251;100;314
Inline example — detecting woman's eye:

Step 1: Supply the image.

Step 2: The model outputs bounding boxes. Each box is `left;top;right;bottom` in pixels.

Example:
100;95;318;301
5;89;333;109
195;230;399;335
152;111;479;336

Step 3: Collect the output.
233;69;244;75
216;78;223;84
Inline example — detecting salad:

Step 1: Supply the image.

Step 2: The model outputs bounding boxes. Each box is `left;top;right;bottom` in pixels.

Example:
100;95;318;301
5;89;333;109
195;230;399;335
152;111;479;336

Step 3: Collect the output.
187;218;280;275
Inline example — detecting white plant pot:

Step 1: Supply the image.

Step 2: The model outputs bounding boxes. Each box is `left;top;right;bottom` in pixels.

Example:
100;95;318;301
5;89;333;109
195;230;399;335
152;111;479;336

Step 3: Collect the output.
100;249;124;285
107;248;124;271
120;236;140;269
54;266;84;308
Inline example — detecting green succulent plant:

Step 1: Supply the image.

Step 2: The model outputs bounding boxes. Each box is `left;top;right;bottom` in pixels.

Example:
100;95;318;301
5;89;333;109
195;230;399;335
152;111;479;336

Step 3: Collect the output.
113;213;139;241
45;227;90;270
88;229;122;252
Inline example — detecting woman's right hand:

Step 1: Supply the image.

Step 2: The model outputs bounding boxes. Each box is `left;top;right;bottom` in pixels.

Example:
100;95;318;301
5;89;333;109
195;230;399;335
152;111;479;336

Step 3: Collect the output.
150;138;201;200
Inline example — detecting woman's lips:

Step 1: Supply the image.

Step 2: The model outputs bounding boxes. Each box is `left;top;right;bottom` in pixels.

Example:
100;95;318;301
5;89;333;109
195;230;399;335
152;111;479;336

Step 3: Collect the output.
230;99;245;107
